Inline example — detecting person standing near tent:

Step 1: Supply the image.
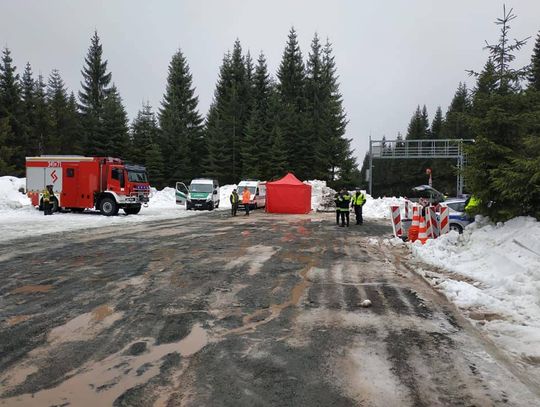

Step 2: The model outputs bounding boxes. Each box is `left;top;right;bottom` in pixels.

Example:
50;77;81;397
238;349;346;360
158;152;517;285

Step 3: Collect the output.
230;188;239;217
337;188;351;227
242;186;251;216
351;188;366;225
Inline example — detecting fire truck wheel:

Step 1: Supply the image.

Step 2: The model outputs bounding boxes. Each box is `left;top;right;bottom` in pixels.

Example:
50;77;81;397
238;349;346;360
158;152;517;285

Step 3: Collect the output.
123;205;141;215
99;197;119;216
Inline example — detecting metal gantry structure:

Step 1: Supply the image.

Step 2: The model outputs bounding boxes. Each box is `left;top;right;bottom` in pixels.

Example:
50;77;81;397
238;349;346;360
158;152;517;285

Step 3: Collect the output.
368;138;474;196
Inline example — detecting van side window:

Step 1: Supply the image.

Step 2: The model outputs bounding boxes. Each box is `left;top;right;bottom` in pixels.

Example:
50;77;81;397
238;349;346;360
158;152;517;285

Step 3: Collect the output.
66;168;75;177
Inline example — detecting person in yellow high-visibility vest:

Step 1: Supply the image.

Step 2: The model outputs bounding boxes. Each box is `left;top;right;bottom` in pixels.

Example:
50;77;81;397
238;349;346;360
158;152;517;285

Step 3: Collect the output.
42;185;54;216
465;195;481;219
351;189;366;225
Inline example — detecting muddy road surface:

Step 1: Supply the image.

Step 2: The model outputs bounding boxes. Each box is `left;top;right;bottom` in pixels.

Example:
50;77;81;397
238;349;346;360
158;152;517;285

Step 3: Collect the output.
1;211;539;406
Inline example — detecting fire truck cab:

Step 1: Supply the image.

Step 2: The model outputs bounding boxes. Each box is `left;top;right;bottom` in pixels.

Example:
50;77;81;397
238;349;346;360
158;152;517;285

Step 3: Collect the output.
26;156;151;216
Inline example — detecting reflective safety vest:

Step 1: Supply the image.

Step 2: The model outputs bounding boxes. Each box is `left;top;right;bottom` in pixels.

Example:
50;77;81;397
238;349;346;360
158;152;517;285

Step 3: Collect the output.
465;195;481;211
42;188;51;202
352;192;366;206
337;193;351;211
230;192;239;204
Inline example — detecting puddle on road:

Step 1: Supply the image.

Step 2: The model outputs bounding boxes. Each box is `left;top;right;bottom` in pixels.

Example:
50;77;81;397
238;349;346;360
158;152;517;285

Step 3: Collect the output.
47;306;123;345
2;324;209;407
11;284;54;294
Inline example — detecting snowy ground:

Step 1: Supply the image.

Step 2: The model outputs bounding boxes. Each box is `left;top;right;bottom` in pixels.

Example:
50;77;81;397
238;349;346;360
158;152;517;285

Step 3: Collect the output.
408;216;540;377
0;177;330;243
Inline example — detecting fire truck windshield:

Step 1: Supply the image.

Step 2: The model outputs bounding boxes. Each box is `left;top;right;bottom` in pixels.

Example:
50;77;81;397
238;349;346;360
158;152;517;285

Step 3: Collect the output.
127;171;148;183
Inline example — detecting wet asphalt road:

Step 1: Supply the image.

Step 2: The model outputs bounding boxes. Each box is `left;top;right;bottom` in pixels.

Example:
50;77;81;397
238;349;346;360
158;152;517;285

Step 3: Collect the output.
0;211;539;406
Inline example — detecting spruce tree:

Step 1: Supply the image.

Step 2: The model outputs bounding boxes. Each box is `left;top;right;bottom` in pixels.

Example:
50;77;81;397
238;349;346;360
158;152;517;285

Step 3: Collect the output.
240;111;263;179
269;125;288;179
276;28;308;178
528;32;540;91
0;118;16;175
78;31;112;155
34;75;51;154
101;85;130;157
145;143;165;188
0;48;24;173
20;63;36;157
159;49;204;185
431;106;444;139
442;83;471;139
321;39;354;182
130;102;160;164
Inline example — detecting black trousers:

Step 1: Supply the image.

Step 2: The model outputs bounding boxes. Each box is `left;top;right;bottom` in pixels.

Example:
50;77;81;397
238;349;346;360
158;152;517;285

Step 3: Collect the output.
340;211;350;226
336;210;340;224
244;203;250;215
231;203;238;216
354;205;363;224
44;200;52;215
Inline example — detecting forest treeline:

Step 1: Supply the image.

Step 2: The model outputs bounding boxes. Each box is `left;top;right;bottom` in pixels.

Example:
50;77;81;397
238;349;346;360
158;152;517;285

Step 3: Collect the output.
0;29;358;187
360;8;540;221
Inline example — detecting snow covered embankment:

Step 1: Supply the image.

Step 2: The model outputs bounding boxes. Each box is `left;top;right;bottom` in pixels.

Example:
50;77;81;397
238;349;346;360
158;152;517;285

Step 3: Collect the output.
0;177;197;243
411;216;540;378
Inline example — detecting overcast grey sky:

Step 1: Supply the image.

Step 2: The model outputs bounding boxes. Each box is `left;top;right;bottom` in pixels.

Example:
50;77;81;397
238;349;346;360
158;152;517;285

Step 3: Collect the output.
1;0;539;162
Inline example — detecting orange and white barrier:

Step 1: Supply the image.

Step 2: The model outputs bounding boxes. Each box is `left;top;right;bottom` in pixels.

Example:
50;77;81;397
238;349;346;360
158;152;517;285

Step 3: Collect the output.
439;204;449;235
390;205;403;238
404;200;411;220
407;204;421;242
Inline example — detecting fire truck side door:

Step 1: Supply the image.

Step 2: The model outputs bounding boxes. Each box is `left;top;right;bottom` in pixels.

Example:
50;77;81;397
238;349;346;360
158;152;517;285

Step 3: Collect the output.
62;164;79;208
175;182;189;205
108;166;124;193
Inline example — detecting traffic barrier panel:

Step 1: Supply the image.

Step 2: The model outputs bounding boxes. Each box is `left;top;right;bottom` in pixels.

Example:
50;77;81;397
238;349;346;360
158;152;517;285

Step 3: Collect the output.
429;206;440;238
425;209;433;240
439;205;449;235
390;205;403;238
404;200;411;220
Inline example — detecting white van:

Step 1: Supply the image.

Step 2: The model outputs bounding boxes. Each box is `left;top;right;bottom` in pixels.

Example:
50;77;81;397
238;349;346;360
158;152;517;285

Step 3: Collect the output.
176;178;220;210
238;180;266;209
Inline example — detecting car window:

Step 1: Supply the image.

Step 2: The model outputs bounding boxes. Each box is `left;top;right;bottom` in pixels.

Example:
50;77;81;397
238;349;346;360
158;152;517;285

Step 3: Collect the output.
447;202;466;212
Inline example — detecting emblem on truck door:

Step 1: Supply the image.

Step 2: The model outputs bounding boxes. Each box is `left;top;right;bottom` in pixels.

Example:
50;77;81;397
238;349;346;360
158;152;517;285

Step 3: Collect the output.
50;170;58;183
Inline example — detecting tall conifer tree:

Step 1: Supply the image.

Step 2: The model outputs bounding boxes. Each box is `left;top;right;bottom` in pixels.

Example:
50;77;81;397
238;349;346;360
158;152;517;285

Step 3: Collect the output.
159;49;204;185
528;32;540;91
78;31;112;155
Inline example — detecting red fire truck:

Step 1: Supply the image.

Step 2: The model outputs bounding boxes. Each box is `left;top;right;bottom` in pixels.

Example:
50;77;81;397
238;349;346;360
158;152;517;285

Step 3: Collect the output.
26;156;151;216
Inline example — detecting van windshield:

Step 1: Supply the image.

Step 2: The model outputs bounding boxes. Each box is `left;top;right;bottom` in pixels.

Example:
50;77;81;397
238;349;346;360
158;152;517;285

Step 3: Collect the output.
127;171;148;183
191;184;213;193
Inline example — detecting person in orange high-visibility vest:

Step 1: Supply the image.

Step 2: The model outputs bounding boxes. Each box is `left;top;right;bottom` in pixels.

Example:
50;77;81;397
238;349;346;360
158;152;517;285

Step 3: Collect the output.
242;187;251;216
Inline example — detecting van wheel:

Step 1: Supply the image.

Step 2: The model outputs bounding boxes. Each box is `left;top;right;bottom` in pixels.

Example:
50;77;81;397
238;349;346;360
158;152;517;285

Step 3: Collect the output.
449;223;463;234
124;205;141;215
208;202;214;211
100;197;119;216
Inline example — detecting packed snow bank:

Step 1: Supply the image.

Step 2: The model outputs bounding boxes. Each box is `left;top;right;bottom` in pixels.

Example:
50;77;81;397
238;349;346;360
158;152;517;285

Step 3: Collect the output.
0;178;199;243
305;180;335;212
411;216;540;368
0;176;31;210
363;196;407;219
219;184;237;209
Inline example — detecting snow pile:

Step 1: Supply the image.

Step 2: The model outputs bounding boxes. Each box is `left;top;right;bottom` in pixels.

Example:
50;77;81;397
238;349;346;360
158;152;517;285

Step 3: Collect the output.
148;187;178;209
306;180;336;212
363;195;407;219
0;176;31;210
219;184;237;209
411;216;540;365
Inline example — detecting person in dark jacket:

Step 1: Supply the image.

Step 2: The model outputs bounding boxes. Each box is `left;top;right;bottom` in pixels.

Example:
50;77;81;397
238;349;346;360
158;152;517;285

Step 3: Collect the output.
337;188;352;227
230;189;239;216
42;185;54;215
